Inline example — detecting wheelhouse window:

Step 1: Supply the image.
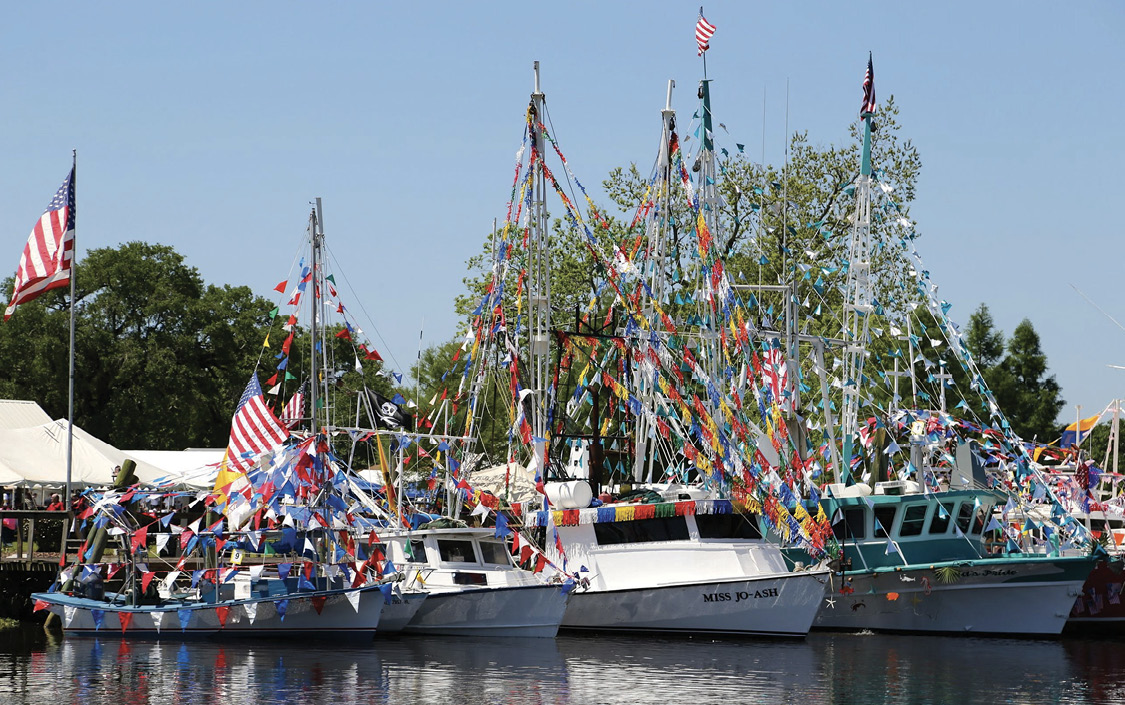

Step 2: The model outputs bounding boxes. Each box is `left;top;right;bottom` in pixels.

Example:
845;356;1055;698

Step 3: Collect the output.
955;503;975;533
696;513;762;540
594;517;690;545
408;539;427;562
437;539;476;563
478;541;511;565
832;508;867;541
928;503;954;534
874;507;898;538
899;504;929;537
970;504;989;535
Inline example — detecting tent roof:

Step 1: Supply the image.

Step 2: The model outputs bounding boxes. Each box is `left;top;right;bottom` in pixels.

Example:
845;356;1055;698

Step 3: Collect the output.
125;449;226;489
0;400;52;430
469;462;539;504
0;420;167;488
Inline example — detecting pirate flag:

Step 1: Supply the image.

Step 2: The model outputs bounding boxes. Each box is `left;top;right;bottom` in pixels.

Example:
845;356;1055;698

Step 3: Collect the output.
366;388;414;431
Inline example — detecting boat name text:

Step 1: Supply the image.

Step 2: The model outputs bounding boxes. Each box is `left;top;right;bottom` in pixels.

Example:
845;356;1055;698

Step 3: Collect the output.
702;588;779;603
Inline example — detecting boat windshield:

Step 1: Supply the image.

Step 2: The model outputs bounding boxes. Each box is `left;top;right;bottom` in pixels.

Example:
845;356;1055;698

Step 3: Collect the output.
437;539;477;563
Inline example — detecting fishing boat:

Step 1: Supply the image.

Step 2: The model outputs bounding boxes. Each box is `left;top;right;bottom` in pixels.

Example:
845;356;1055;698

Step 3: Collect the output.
801;481;1094;635
441;64;831;638
31;439;389;640
278;203;571;638
778;55;1097;636
378;525;569;637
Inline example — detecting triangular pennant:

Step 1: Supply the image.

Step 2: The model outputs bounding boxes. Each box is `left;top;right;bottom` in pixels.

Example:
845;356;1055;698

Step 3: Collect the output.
310;595;327;615
244;601;258;625
215;605;230;628
345;589;361;613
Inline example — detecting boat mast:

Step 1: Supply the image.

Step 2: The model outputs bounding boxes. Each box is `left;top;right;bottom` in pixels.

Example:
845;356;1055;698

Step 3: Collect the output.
527;62;551;483
631;80;676;483
839;59;876;483
695;78;724;394
308;199;326;432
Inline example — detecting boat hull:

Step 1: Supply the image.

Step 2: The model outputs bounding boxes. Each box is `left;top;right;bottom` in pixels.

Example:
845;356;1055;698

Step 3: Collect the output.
33;586;383;641
377;592;428;634
560;570;827;637
1064;558;1125;633
814;557;1094;636
402;583;568;638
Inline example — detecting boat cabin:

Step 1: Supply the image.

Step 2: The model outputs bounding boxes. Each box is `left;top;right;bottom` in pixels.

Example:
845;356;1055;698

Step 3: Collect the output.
823;487;1001;569
381;527;541;591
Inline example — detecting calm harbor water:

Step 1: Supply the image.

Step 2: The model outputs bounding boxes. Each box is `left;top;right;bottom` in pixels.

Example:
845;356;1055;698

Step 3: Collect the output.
1;626;1124;705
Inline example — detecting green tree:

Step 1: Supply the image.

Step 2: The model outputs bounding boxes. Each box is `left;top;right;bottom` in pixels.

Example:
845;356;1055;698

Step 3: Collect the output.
0;242;274;449
998;319;1065;442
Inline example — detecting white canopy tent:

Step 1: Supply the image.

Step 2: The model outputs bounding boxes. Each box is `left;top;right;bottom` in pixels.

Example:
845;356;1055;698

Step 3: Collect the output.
468;462;539;504
0;419;167;488
125;449;226;490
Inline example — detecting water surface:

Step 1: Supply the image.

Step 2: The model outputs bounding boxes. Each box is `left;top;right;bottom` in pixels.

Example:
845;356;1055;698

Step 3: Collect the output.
1;627;1122;704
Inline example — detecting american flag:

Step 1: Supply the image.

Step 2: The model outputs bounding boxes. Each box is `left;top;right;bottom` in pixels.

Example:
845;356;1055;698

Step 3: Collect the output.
861;53;876;116
762;343;789;410
696;9;716;56
4;167;76;320
227;374;289;471
280;382;306;429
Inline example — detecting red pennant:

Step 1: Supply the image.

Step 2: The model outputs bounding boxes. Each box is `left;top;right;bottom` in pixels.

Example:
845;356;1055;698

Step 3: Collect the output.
119;611;133;633
131;524;150;554
352;561;368;588
534;555;547;573
215;605;230;627
267;373;278;386
520;545;534;564
141;572;156;593
33;599;49;612
274;280;287;293
335;328;351;341
310;595;327;615
364;347;383;361
180;529;195;550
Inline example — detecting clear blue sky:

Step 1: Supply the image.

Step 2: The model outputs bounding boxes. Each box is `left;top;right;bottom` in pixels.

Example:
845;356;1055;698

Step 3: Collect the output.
2;2;1122;425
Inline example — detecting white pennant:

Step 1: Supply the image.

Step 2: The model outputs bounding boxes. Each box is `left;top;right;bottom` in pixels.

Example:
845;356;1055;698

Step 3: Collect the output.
161;570;181;592
155;533;171;554
249;565;265;582
63;605;77;628
243;601;258;625
345;590;361;613
150;611;168;633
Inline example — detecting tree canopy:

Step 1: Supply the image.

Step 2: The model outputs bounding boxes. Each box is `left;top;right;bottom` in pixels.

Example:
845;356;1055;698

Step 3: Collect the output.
0;242;273;449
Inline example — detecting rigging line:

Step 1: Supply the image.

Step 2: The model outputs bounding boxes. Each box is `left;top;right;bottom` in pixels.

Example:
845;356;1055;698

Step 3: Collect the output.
1070;282;1125;337
254;233;308;374
322;243;405;374
542;103;585;230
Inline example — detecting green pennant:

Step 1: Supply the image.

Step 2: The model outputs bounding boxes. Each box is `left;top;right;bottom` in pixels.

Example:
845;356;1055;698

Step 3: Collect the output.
284;371;297;381
268;307;279;318
325;274;336;285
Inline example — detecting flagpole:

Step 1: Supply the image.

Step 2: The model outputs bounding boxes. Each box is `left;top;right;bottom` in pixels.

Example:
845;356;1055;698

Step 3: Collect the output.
65;150;77;506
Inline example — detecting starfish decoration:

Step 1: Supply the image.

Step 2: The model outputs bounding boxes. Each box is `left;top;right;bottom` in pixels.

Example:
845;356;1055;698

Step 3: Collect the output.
825;597;837;609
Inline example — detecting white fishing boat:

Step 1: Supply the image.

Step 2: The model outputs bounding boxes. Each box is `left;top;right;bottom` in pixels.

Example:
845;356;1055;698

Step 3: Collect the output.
378;526;569;637
446;64;830;638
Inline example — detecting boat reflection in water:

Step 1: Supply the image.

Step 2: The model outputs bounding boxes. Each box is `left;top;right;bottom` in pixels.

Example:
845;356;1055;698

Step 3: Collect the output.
6;627;1125;705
